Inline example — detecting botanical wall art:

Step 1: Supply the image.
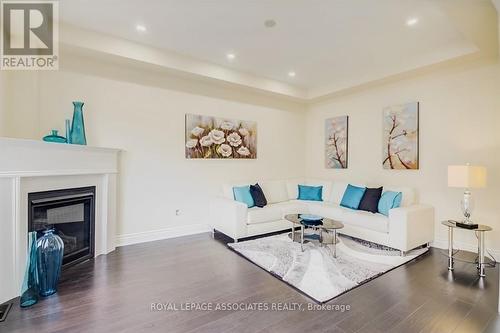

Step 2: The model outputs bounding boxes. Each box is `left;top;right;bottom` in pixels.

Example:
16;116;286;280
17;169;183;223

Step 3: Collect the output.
185;114;257;159
325;116;348;169
383;102;419;170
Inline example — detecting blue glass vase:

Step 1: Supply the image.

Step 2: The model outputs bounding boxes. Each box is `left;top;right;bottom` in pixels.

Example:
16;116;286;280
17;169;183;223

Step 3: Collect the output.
69;101;87;145
20;231;39;308
36;229;64;297
42;129;67;143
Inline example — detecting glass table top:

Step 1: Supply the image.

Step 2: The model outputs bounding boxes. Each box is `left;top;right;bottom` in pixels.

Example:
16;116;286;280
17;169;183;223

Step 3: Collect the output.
441;220;492;232
285;214;344;230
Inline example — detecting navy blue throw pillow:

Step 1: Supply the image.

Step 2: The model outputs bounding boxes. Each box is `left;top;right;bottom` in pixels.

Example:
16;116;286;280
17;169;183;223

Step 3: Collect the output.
358;187;383;213
250;183;267;208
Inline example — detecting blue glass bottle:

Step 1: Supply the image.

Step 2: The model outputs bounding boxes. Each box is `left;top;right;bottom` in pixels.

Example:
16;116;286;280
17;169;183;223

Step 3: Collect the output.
36;229;64;297
42;129;67;143
20;231;39;307
69;101;87;145
65;119;71;144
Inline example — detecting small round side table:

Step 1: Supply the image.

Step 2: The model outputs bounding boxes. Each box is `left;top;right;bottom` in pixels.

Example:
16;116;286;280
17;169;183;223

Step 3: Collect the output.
441;220;494;277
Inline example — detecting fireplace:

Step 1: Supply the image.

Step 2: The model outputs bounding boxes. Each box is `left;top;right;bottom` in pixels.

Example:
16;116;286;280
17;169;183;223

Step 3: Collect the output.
28;186;96;269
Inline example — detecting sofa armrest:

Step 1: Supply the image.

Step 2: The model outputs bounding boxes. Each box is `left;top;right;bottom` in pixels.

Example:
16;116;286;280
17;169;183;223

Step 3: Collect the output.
388;204;435;251
209;196;248;240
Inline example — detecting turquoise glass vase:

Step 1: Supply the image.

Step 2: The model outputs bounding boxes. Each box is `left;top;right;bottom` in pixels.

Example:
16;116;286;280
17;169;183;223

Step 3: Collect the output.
36;229;64;297
43;129;67;143
20;231;39;308
69;101;87;145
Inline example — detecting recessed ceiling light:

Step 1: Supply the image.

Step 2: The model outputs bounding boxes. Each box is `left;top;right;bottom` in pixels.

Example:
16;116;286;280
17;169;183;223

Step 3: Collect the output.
406;18;418;26
136;24;147;32
264;19;277;28
288;71;296;77
226;53;236;60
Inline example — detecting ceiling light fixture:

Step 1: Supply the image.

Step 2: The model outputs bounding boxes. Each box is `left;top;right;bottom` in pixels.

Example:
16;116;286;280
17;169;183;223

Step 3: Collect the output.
406;18;418;26
288;71;296;78
264;19;277;28
136;24;147;32
226;53;236;60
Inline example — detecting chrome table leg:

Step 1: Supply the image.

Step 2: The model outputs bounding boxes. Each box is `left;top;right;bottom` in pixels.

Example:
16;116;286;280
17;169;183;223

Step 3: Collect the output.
300;225;304;252
333;230;337;258
478;231;485;277
447;226;454;271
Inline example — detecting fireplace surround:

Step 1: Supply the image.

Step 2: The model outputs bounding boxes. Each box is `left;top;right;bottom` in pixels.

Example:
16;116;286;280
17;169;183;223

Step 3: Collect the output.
0;137;119;304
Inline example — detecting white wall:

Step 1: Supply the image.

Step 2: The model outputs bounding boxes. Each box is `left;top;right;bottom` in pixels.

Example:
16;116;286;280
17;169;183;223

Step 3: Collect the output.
4;51;500;256
4;53;306;240
0;71;7;136
305;59;500;255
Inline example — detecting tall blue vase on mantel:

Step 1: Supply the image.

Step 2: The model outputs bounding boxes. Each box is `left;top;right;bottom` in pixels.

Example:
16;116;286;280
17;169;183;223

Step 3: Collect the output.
36;229;64;297
69;101;87;145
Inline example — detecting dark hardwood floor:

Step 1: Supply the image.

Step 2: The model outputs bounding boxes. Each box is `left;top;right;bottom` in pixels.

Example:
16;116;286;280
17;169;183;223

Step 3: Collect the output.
1;233;498;333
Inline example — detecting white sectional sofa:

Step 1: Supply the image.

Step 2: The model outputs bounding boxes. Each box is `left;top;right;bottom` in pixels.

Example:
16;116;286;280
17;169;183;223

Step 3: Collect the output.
209;179;435;253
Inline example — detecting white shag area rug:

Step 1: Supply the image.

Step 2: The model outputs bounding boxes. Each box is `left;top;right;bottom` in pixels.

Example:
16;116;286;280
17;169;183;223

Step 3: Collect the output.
229;233;428;303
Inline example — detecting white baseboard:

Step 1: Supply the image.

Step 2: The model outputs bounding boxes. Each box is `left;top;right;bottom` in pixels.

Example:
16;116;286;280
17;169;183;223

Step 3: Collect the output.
116;223;212;247
432;238;500;262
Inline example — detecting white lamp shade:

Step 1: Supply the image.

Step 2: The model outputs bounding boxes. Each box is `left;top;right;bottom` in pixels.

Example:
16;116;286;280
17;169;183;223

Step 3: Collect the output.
448;165;487;188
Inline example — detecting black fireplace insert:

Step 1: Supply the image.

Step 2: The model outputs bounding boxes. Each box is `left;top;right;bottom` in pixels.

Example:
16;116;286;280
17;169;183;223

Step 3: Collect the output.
28;186;95;269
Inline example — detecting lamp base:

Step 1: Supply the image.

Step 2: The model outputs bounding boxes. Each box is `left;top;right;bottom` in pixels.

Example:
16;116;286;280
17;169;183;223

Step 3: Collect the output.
456;221;478;229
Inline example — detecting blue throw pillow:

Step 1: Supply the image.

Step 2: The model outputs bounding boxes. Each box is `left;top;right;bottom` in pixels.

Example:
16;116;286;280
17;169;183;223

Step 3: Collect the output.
233;185;254;208
340;184;366;209
378;191;403;216
297;185;323;201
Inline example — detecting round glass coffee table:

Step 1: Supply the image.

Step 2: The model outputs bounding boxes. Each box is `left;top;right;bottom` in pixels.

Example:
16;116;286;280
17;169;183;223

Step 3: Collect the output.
284;214;344;257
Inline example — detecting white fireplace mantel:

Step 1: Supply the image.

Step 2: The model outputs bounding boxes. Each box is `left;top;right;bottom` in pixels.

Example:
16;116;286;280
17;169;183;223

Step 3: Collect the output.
0;137;120;304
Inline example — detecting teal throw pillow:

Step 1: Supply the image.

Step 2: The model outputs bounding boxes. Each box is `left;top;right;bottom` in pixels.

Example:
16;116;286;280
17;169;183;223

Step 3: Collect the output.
297;185;323;201
233;185;255;208
378;191;403;216
340;184;366;209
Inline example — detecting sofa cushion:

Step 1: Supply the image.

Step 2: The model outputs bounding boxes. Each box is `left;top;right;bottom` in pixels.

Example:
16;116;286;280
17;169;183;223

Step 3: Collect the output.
278;201;309;216
233;185;254;208
305;201;344;221
378;191;402;216
358;187;383;213
330;181;348;204
247;201;308;225
330;181;367;204
304;179;332;202
260;180;289;204
297;185;323;201
383;187;415;207
286;179;304;200
250;183;267;208
341;208;389;233
222;181;256;200
247;205;283;225
340;184;366;209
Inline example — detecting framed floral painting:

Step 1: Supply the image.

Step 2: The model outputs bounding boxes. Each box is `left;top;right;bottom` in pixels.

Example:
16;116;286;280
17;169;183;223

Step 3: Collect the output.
325;116;348;169
185;114;257;159
383;102;419;169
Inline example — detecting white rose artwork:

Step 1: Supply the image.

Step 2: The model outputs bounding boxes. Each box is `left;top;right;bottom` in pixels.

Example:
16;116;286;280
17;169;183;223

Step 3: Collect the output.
185;114;257;159
237;146;250;156
185;139;198;149
208;129;225;144
191;126;205;137
227;132;242;147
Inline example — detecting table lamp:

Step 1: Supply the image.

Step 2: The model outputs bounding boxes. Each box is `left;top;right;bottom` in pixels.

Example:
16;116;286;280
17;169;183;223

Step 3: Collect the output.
448;164;487;228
